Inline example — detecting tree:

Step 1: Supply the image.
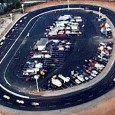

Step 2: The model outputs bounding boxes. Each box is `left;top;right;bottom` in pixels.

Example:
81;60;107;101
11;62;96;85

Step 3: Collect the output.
12;0;20;9
0;0;4;4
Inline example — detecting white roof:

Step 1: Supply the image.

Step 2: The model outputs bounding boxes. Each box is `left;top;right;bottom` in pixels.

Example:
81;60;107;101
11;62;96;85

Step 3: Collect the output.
25;69;34;73
35;63;43;68
76;18;82;22
52;40;60;43
101;27;106;33
77;75;84;82
65;30;71;34
48;31;57;36
32;54;44;58
33;68;39;72
74;16;82;22
71;25;79;30
37;38;48;46
107;46;112;50
58;15;71;21
51;78;62;87
44;54;51;58
65;26;71;30
58;74;70;82
74;16;82;19
55;22;65;27
58;31;64;35
75;79;81;84
106;27;111;31
105;23;110;28
58;46;64;51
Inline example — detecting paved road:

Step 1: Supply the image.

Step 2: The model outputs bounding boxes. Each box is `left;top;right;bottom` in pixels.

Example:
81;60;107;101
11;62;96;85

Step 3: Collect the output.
4;9;98;91
0;4;114;111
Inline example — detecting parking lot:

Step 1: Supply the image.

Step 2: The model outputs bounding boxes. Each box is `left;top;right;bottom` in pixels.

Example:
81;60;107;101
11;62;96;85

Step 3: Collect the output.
0;8;113;94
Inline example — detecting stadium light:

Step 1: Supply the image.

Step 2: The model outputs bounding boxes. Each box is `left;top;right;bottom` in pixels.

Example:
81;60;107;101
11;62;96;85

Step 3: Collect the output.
67;0;70;10
9;13;13;23
21;4;24;13
99;7;101;19
34;75;40;92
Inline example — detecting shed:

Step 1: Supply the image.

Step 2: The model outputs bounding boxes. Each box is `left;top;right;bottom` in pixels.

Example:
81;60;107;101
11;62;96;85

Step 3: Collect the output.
37;38;48;51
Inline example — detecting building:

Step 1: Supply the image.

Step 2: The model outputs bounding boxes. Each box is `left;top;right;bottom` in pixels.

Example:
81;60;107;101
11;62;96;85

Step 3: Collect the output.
34;38;48;51
0;0;20;14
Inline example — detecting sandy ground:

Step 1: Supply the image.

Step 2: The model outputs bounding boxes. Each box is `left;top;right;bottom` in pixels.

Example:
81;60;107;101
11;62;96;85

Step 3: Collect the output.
25;0;115;12
0;88;115;115
0;1;115;115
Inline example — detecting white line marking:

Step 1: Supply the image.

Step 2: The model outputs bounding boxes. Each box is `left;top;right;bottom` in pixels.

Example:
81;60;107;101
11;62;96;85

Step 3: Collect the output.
4;77;11;86
0;8;81;64
3;17;39;86
2;8;74;85
0;8;85;98
0;84;29;99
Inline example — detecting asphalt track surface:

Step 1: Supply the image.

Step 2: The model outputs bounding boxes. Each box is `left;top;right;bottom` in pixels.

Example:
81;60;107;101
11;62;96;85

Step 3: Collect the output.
4;10;98;91
0;4;114;111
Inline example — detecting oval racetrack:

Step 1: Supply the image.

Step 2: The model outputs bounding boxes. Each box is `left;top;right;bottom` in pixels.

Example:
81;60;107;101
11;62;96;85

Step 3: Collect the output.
0;4;115;110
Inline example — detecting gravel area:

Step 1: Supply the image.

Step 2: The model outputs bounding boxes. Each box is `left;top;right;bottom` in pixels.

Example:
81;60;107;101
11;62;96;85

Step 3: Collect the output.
25;1;115;12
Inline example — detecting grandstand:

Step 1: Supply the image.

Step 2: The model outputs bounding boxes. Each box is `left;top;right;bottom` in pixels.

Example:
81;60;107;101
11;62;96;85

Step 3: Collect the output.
22;0;47;4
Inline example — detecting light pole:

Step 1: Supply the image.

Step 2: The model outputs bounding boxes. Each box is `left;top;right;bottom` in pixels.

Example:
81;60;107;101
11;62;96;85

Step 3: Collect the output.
99;7;101;19
67;0;70;10
34;75;40;92
21;4;24;13
9;13;13;23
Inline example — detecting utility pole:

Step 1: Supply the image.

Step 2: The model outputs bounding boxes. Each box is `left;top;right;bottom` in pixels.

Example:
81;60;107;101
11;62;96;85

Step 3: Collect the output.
34;75;40;92
67;0;70;10
10;13;13;23
21;3;24;13
99;7;101;19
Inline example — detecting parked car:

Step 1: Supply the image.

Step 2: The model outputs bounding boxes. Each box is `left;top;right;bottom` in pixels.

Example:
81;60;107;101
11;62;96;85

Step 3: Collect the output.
51;75;62;87
58;74;70;83
75;79;81;84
